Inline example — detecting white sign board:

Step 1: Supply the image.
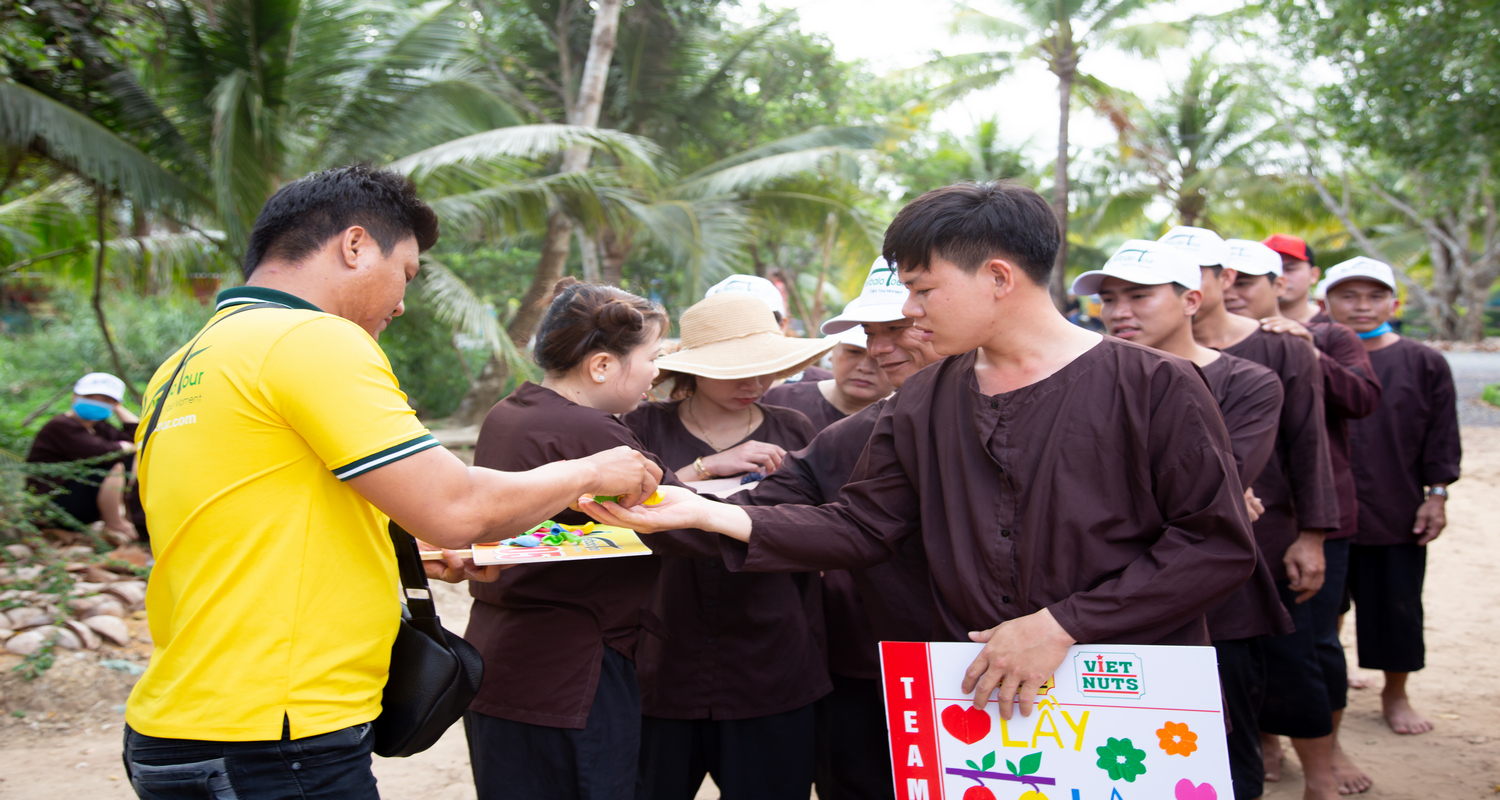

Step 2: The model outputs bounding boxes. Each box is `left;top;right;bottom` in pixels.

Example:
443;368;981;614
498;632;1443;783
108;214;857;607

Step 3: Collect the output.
880;641;1233;800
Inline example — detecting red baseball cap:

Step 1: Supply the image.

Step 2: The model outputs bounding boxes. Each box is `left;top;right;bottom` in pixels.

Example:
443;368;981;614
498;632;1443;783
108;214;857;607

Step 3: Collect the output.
1262;234;1312;264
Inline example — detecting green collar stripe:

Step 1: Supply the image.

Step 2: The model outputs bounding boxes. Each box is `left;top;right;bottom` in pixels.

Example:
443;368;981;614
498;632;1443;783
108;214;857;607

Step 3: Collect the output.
332;434;440;481
215;287;323;313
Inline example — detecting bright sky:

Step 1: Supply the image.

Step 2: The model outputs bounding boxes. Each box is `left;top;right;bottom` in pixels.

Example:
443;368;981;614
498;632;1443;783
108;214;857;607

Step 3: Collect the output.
742;0;1256;162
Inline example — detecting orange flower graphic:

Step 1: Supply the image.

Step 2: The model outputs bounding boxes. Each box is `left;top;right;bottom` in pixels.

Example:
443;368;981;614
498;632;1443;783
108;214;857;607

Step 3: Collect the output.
1156;721;1198;757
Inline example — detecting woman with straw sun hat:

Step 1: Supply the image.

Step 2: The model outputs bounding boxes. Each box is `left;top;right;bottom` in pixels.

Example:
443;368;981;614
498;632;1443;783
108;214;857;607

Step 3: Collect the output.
622;292;836;799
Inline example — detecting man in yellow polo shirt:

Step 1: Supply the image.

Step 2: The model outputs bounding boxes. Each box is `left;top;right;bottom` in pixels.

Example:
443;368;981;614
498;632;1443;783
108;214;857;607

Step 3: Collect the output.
123;166;661;799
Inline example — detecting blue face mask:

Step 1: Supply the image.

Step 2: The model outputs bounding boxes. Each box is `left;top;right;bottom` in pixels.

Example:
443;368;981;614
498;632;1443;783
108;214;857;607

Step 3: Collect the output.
1357;321;1394;340
72;398;114;421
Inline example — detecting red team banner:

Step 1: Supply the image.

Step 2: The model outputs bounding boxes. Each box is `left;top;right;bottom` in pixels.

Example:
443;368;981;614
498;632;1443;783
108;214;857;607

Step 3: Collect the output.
880;642;1234;800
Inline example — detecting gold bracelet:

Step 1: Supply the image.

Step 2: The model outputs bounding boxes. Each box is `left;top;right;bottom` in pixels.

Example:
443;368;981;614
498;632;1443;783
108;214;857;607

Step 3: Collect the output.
693;457;713;480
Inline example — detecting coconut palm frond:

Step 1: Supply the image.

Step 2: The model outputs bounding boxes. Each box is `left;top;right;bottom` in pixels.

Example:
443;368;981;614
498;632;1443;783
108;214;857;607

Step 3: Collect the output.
388;125;662;179
419;257;537;381
0;81;211;217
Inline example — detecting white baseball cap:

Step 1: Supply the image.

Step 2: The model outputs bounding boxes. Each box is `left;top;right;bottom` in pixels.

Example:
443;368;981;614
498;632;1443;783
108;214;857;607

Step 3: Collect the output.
1323;257;1397;292
1159;226;1230;267
74;372;125;402
821;257;908;334
705;274;786;319
1071;240;1201;296
827;326;868;350
1225;239;1283;276
1313;279;1329;301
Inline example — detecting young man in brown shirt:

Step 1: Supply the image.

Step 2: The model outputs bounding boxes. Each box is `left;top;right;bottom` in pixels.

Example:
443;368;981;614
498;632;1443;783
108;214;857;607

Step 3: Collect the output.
1079;239;1289;800
1174;228;1342;800
1238;237;1385;794
586;182;1257;726
1322;257;1461;738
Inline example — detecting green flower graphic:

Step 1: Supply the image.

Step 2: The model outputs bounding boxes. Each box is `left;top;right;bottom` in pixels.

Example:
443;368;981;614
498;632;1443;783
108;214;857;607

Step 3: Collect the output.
1094;736;1148;782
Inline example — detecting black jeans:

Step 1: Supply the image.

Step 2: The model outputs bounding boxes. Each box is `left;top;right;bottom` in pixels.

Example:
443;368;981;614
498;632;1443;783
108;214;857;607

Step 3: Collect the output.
122;718;378;800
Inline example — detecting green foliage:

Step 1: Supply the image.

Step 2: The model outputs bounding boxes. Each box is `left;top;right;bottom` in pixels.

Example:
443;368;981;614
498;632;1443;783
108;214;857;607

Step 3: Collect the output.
1482;384;1500;410
1272;0;1500;192
12;637;55;681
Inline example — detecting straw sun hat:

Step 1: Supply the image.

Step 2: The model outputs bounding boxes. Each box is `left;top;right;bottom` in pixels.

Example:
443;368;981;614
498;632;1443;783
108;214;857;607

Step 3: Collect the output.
654;294;836;381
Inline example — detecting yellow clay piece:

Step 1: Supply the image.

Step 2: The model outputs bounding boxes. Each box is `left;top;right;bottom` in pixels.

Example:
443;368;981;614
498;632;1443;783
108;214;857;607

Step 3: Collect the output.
644;490;666;506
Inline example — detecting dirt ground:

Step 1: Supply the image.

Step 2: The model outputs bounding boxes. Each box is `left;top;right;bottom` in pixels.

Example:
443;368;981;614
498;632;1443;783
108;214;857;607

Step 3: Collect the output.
1;428;1495;799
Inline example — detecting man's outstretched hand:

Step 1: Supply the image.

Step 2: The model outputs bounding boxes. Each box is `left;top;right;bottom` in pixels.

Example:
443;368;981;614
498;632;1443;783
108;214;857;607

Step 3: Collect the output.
963;608;1075;720
579;486;754;542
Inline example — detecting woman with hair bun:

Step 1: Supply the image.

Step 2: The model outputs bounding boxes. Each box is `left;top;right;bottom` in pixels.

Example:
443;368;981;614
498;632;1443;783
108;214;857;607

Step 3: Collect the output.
463;278;689;800
622;292;836;800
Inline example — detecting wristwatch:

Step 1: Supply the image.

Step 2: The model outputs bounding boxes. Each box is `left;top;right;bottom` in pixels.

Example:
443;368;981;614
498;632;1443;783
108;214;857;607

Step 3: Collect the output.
1425;486;1449;500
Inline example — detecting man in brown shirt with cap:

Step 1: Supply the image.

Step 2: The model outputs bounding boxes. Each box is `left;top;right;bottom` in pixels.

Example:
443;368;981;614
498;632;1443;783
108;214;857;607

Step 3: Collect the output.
585;181;1257;727
1080;239;1289;800
1322;257;1461;738
1174;227;1342;800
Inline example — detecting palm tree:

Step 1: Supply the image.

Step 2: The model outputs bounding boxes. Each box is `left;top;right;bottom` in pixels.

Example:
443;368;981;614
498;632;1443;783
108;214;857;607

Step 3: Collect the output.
940;0;1189;307
1094;56;1276;230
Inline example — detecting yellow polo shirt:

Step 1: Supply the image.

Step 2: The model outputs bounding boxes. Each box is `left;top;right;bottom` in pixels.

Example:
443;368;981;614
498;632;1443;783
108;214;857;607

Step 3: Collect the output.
127;287;440;741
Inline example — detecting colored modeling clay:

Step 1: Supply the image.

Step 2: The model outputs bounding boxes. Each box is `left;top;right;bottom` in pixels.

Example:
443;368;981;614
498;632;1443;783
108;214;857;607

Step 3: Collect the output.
740;471;765;484
594;490;665;506
500;534;542;548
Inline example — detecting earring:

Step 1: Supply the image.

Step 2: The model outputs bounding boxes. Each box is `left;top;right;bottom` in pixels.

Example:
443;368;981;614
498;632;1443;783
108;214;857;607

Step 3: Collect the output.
595;374;606;383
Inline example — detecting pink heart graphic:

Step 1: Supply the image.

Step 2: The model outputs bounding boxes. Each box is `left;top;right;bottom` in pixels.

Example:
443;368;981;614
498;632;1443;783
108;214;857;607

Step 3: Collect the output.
1175;779;1217;800
940;703;991;745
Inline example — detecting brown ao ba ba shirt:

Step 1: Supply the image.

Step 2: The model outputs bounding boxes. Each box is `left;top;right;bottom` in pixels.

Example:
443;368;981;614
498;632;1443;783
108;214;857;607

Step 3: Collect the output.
622;400;830;719
721;339;1258;647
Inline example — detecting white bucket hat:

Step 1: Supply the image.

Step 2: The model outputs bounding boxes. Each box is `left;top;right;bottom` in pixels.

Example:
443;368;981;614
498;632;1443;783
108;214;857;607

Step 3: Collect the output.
654;294;837;381
821;257;908;334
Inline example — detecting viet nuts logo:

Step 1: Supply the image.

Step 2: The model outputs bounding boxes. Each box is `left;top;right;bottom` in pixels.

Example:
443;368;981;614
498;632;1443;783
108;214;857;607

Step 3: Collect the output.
1074;652;1145;700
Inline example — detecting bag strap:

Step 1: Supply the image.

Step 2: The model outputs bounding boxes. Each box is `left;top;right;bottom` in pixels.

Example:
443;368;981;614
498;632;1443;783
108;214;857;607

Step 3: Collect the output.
389;521;445;638
138;302;278;455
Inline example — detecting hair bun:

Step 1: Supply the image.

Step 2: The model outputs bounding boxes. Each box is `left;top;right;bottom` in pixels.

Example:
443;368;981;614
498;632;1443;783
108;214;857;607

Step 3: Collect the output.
594;299;644;332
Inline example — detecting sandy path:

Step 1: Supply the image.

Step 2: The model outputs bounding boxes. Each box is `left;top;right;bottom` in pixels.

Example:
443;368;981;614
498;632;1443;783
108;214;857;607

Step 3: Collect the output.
2;429;1496;799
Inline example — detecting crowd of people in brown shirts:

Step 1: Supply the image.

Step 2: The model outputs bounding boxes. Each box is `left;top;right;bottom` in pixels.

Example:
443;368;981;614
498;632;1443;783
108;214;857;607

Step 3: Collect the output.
447;181;1461;800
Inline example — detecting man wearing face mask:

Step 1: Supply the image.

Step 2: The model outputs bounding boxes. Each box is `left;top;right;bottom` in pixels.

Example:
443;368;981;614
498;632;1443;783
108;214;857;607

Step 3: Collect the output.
26;372;141;541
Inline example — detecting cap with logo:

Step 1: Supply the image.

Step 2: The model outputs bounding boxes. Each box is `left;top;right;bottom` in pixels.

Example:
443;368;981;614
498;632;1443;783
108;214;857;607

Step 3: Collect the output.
1158;225;1230;268
1262;234;1314;266
1070;240;1201;296
705;274;787;318
1322;257;1397;293
73;372;126;402
1225;239;1283;277
820;257;908;334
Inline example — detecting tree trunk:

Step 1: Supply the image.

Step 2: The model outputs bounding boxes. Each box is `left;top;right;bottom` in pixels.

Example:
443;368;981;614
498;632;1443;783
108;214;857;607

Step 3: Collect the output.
450;0;625;424
1049;67;1074;312
601;226;629;286
92;189;138;401
577;227;601;282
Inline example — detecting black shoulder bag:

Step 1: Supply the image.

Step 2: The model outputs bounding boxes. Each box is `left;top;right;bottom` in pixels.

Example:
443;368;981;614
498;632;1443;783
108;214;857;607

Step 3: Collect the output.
140;302;483;758
374;521;485;757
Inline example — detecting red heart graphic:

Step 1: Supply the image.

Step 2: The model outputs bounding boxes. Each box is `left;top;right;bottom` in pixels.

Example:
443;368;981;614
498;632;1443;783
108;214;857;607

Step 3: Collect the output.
1174;779;1218;800
940;703;991;745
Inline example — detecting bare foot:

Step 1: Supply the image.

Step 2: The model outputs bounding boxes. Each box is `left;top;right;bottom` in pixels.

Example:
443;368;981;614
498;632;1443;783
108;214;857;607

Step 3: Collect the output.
1347;671;1375;690
1331;742;1372;794
1304;786;1341;800
1262;733;1284;782
1381;694;1433;734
